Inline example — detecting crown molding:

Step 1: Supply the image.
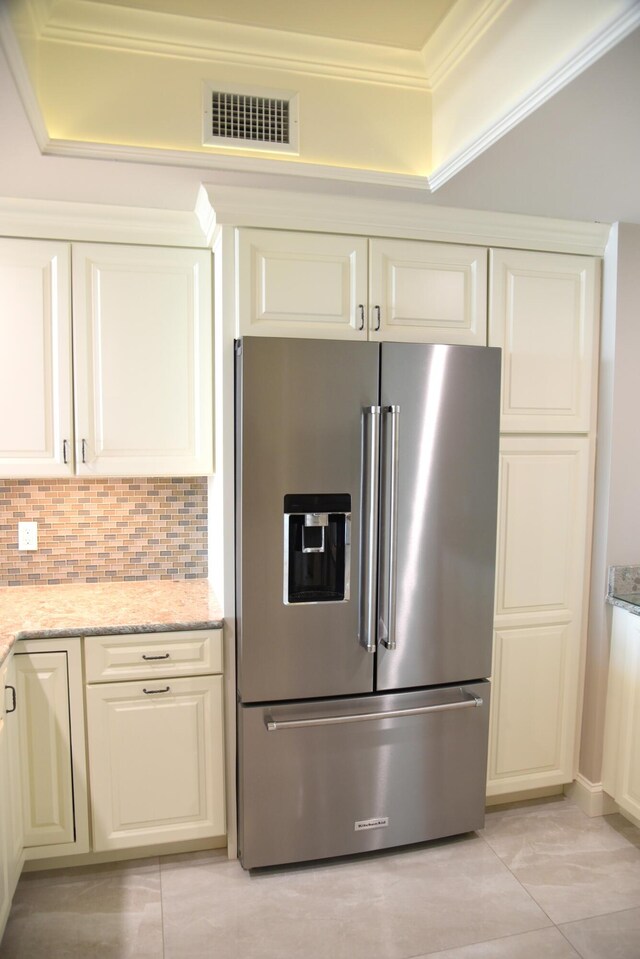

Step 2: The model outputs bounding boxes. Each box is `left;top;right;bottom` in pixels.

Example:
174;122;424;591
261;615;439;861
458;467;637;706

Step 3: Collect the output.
0;5;48;151
0;180;611;257
200;184;611;255
428;2;640;191
31;0;430;91
421;0;510;89
39;136;431;192
0;196;208;247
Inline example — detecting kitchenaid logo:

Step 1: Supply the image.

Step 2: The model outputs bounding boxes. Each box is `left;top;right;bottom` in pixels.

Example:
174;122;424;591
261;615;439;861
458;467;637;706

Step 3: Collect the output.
354;817;389;831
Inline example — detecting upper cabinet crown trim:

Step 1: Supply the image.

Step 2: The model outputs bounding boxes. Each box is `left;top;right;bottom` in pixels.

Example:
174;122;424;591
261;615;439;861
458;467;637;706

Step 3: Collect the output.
200;186;611;256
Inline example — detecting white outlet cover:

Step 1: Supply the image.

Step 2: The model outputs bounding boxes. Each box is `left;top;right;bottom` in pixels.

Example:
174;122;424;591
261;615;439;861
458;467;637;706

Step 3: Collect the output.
18;521;38;551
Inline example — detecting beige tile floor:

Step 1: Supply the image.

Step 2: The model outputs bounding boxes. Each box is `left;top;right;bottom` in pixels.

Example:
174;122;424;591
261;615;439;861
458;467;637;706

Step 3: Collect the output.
2;796;640;959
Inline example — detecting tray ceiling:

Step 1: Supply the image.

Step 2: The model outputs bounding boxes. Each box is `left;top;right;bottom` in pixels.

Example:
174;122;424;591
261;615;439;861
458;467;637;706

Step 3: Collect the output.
72;0;459;50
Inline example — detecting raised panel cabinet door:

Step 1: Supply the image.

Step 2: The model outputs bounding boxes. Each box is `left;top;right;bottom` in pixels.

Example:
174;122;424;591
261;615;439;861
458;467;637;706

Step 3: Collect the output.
237;229;368;339
487;435;593;796
369;239;487;345
72;244;213;476
616;614;640;822
0;238;73;477
0;663;11;938
15;638;89;863
489;249;599;432
86;675;226;851
14;650;75;848
4;654;24;892
488;623;577;794
603;607;632;800
494;436;591;626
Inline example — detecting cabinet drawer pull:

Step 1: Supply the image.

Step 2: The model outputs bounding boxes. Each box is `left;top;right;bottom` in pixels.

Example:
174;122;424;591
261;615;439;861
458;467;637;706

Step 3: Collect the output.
357;304;365;331
5;684;16;713
143;686;171;695
141;653;170;661
63;439;69;464
81;438;87;463
374;305;381;331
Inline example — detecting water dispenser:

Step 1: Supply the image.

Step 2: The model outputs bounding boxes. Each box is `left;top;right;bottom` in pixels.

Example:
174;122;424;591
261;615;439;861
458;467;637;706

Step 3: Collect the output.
283;494;351;604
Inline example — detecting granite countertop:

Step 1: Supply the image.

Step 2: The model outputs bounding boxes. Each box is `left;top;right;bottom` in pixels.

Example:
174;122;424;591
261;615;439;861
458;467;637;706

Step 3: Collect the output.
607;565;640;616
0;579;223;668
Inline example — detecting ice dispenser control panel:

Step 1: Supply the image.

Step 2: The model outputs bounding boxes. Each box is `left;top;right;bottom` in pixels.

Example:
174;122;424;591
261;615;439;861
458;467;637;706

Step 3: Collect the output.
283;494;351;605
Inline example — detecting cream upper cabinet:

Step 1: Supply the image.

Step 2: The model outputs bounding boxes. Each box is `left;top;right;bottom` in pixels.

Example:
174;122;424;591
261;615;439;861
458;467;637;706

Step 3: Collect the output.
238;229;368;340
487;435;591;796
0;239;73;478
15;638;89;861
72;244;213;476
369;239;487;345
603;607;640;825
237;229;488;344
489;249;599;432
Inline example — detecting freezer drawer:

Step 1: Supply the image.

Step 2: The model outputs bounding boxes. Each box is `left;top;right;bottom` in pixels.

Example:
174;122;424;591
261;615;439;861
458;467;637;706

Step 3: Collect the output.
238;681;490;869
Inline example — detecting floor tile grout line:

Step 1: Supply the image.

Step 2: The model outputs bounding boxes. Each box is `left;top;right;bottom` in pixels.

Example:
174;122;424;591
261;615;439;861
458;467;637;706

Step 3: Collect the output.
158;856;166;959
477;829;558;929
556;921;589;959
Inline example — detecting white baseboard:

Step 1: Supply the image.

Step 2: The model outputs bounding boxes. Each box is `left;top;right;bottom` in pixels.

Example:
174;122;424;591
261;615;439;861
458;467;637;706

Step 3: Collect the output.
564;775;618;817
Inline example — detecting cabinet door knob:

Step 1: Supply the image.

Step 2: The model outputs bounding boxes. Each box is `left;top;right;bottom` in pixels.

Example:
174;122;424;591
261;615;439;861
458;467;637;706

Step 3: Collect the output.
143;686;171;695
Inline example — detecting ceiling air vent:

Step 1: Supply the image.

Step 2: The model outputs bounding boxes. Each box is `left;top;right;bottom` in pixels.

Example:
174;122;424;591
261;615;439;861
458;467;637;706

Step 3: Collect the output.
203;83;299;154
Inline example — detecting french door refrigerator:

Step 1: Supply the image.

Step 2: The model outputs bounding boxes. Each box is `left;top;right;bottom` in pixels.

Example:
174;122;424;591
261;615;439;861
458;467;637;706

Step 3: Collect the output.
235;337;501;869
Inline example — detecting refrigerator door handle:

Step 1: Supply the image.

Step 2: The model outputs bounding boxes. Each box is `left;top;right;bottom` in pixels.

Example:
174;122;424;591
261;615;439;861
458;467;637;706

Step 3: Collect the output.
265;690;483;730
360;406;381;652
379;405;400;650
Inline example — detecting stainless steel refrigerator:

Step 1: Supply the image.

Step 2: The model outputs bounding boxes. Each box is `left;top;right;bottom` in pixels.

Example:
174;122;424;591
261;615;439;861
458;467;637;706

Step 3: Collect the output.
235;337;501;869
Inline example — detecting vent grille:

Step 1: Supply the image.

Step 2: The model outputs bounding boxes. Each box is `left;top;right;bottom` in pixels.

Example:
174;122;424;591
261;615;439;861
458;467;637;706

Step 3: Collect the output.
211;92;290;145
203;83;299;153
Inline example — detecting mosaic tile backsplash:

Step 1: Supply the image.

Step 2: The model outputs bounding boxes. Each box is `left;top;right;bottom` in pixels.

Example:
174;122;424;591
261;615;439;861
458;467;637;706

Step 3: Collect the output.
0;478;208;587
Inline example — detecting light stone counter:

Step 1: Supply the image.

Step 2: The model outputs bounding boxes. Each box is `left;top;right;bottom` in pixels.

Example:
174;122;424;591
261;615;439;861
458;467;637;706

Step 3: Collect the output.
607;564;640;616
0;579;223;668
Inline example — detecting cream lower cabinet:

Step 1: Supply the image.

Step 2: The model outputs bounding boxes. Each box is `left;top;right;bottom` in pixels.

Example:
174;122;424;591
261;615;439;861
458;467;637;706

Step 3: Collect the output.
487;436;592;796
2;654;23;889
603;607;640;824
237;229;487;344
0;660;13;937
1;653;25;940
85;630;225;852
14;638;90;860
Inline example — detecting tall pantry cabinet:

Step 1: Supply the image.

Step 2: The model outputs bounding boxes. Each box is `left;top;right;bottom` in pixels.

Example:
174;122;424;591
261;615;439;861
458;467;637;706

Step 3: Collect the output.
487;249;599;797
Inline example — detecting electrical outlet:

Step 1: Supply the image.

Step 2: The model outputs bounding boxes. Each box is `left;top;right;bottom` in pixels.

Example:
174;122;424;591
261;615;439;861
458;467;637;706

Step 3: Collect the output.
18;521;38;551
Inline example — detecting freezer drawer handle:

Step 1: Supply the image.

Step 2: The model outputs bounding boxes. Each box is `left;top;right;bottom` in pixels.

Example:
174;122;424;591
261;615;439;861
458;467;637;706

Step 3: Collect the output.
360;406;381;653
265;690;483;731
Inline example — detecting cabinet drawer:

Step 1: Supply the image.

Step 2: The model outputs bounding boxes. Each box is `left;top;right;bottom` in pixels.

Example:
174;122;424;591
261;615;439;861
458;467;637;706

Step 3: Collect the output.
84;629;222;683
